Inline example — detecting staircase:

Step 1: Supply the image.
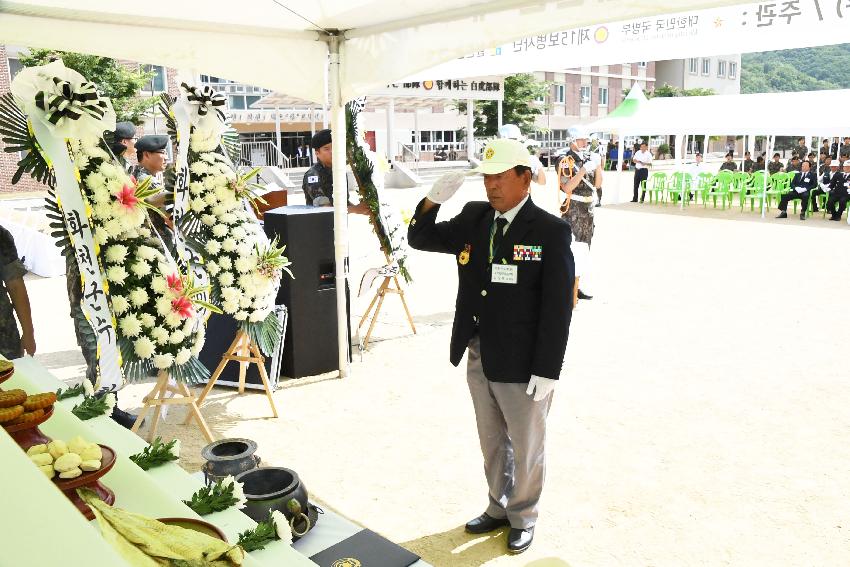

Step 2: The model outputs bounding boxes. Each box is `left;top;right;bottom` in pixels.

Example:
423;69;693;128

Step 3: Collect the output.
256;161;476;193
413;161;477;186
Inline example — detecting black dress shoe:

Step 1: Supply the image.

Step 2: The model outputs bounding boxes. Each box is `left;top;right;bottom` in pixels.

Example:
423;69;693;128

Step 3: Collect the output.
465;513;510;534
630;199;638;203
577;289;593;300
776;212;788;219
111;407;142;430
829;215;841;221
799;213;806;220
507;527;534;554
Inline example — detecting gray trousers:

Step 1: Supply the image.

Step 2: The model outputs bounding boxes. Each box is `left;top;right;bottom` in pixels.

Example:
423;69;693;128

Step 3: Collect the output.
466;335;552;529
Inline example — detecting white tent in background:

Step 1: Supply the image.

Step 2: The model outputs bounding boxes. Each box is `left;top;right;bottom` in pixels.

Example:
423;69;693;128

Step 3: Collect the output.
586;88;850;215
0;0;754;376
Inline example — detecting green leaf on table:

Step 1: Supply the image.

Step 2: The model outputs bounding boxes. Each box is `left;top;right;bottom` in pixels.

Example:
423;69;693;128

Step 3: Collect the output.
182;478;240;516
56;383;86;401
236;512;278;552
71;394;112;420
129;437;179;471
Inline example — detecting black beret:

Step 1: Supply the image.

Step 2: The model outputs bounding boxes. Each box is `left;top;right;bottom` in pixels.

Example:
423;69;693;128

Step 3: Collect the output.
135;135;169;153
310;128;332;150
114;121;136;140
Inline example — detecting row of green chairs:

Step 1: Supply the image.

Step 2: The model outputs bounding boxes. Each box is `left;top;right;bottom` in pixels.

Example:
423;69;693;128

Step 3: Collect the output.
639;170;814;213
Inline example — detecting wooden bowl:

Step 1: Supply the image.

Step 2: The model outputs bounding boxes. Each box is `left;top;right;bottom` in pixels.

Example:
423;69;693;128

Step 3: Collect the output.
56;444;117;521
157;517;227;541
4;405;54;449
0;366;14;385
53;444;116;490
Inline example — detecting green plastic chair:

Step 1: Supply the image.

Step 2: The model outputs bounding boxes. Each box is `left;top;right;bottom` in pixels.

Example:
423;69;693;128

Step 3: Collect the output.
695;172;714;204
704;170;733;209
729;171;751;207
666;171;690;204
765;172;790;208
641;172;667;203
742;170;767;212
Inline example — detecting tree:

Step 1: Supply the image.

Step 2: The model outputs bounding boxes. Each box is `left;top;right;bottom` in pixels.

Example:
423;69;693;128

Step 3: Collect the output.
456;74;549;138
647;83;715;98
19;49;157;123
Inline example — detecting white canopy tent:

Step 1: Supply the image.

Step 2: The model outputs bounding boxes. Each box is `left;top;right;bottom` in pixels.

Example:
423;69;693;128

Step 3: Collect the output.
0;0;753;376
586;88;850;217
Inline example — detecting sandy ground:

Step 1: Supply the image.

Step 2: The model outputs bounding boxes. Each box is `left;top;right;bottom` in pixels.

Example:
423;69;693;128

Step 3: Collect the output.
19;171;850;566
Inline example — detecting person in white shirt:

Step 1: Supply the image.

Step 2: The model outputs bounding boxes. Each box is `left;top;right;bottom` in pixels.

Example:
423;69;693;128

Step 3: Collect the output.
685;152;708;202
632;141;653;202
498;124;546;186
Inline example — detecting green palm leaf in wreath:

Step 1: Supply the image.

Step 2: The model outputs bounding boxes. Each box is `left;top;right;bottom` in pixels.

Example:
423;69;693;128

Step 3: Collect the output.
0;93;55;187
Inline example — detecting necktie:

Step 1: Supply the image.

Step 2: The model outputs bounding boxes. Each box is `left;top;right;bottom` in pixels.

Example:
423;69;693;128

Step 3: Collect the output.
490;217;508;263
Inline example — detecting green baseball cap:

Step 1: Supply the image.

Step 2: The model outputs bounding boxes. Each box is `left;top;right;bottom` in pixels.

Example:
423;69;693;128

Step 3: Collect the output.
473;138;531;175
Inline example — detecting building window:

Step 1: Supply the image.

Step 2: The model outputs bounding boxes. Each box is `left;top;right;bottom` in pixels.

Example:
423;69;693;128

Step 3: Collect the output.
701;58;710;76
729;62;738;79
229;95;245;110
637;61;647;68
598;87;608;106
143;65;166;92
688;58;698;74
717;60;727;78
535;93;546;103
554;84;565;103
580;86;591;105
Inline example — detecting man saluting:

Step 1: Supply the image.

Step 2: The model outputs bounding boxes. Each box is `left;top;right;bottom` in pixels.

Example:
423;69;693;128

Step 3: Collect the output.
407;139;575;555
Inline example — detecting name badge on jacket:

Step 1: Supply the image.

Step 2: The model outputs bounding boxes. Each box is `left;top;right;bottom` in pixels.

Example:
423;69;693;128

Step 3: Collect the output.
491;264;518;284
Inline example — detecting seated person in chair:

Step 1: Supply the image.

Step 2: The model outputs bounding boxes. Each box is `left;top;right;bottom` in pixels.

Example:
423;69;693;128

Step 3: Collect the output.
776;160;817;220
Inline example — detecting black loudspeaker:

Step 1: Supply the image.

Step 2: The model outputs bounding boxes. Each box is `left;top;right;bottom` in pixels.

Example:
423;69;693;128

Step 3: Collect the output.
198;306;287;389
263;206;340;378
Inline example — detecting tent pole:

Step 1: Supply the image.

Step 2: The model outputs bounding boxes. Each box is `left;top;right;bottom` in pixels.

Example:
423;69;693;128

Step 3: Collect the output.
467;98;475;161
497;99;503;131
274;106;282;167
387;97;395;163
761;134;773;219
328;34;350;379
678;132;685;210
617;136;625;205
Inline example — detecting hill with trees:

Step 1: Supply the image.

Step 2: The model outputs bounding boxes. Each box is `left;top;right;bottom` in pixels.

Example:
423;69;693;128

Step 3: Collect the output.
741;44;850;93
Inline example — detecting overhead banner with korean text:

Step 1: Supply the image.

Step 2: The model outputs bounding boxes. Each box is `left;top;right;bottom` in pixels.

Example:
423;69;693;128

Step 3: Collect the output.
407;1;850;80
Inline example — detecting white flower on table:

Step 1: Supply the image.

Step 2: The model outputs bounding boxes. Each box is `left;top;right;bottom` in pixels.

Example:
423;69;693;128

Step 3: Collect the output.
171;438;181;458
104;393;116;412
271;510;293;546
82;379;94;397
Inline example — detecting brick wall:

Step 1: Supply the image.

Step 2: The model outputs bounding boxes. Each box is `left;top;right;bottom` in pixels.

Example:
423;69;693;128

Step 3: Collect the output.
0;45;46;194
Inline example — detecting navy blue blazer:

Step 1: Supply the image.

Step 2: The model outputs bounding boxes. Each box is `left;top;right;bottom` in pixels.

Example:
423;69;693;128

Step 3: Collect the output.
408;197;574;383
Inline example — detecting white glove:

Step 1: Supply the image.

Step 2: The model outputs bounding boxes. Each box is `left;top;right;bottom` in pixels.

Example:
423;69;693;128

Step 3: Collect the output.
526;375;556;402
427;171;466;204
584;153;602;171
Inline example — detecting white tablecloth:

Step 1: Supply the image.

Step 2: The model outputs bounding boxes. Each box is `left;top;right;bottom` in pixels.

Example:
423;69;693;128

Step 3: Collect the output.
6;356;317;567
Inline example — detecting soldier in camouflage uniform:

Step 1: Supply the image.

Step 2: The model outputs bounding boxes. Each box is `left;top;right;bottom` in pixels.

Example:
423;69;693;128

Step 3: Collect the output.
558;128;603;301
132;135;174;253
0;225;35;359
301;128;369;214
767;153;784;175
109;121;136;172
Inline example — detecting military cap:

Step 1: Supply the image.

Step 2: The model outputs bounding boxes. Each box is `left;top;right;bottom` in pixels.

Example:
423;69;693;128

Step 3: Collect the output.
830;160;840;167
310;128;332;150
114;121;136;140
135;135;169;153
843;161;850;168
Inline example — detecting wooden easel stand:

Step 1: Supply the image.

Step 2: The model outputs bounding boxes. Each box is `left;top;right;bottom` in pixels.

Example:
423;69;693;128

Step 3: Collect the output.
131;370;214;443
191;330;278;419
